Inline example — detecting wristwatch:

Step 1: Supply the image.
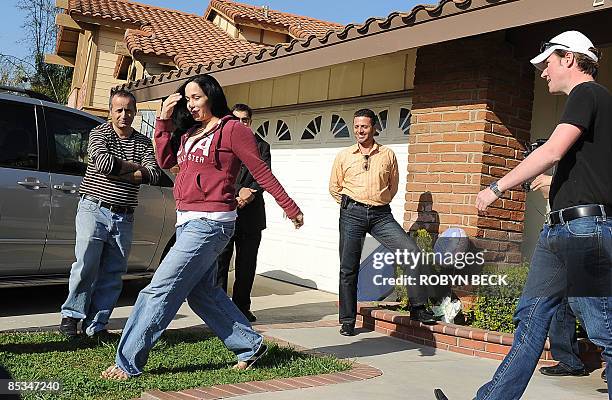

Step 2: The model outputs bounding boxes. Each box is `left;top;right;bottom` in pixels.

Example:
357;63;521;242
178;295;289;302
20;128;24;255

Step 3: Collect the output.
489;181;503;197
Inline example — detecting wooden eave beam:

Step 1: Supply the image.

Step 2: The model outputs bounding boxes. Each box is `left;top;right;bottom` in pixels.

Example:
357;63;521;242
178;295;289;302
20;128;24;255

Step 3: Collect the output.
44;53;75;67
56;13;83;31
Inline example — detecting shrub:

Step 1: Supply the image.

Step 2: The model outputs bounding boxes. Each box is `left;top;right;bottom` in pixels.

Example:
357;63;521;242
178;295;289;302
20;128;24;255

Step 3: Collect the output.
464;264;529;334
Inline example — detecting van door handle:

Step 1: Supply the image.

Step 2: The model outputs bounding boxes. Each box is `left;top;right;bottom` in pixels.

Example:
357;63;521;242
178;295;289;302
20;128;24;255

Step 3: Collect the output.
17;178;48;190
53;183;78;193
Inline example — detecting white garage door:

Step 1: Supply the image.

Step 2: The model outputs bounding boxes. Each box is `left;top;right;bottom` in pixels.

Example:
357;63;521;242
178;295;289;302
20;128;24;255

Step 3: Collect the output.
251;97;412;293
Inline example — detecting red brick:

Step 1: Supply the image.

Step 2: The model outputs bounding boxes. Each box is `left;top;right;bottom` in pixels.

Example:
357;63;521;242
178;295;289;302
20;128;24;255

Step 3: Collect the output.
485;343;511;355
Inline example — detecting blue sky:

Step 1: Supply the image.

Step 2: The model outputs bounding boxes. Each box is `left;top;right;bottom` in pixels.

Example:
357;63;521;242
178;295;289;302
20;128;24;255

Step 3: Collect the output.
0;0;423;62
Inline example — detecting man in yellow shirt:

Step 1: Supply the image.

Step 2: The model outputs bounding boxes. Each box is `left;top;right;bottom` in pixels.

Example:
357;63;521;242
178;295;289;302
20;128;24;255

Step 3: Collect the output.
329;108;435;336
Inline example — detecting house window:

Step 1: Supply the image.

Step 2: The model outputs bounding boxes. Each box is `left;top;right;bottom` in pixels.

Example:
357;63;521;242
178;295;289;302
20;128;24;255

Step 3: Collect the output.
399;108;411;135
374;110;388;136
276;120;291;141
256;121;269;140
331;114;350;138
139;110;156;138
302;116;322;140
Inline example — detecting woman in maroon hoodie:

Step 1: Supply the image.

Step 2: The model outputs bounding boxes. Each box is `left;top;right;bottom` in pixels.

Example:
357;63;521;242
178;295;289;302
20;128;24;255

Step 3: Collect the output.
102;74;303;380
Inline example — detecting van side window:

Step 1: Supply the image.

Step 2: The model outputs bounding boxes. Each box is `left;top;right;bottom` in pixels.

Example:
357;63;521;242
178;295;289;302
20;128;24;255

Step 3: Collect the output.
0;102;38;170
45;108;99;176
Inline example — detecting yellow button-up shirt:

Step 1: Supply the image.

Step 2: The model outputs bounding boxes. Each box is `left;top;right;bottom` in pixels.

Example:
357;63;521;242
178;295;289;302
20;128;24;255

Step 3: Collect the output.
329;142;399;206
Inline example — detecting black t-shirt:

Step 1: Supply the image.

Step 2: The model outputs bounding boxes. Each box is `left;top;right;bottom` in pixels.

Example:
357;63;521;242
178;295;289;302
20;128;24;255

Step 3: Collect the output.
549;81;612;211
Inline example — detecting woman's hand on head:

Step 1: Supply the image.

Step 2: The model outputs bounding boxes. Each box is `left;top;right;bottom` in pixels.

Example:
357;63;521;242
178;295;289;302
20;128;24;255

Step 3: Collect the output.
159;93;182;120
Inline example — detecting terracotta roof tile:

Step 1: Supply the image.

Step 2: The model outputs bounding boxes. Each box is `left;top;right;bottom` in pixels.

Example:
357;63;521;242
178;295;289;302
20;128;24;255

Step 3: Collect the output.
117;0;512;95
204;0;344;39
68;0;338;68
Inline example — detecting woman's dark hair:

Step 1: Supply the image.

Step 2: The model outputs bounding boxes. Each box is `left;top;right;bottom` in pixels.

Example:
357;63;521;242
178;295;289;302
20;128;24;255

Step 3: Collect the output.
170;74;231;151
171;74;231;133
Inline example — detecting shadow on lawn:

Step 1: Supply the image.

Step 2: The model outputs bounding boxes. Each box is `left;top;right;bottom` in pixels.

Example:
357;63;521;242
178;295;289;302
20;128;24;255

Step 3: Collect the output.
0;330;219;355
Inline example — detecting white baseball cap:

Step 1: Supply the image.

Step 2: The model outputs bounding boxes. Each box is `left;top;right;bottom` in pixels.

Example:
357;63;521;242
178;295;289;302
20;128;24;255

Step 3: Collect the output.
531;30;598;71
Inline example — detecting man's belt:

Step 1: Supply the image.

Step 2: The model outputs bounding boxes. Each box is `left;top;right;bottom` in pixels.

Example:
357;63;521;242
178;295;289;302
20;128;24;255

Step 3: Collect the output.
348;198;389;211
81;194;135;214
547;204;611;225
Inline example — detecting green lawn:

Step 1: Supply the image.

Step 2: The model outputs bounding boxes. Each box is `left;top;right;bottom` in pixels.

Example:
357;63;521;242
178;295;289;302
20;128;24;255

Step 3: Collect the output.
0;330;351;400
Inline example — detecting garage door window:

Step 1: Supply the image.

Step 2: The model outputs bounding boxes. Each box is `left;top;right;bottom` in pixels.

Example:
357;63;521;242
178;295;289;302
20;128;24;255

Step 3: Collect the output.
256;121;269;140
276;120;291;141
301;116;322;140
374;110;388;136
331;114;350;139
399;108;411;135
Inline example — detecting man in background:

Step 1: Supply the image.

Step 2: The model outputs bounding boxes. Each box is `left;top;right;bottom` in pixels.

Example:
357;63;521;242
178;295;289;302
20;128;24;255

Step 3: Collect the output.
217;103;271;322
59;89;161;338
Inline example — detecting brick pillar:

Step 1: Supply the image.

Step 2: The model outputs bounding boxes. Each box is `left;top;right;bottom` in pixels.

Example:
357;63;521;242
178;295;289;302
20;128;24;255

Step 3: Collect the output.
404;32;535;265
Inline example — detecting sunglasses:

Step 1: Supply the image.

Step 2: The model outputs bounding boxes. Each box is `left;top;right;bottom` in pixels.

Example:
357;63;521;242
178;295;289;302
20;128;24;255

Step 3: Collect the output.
540;42;569;53
363;155;370;171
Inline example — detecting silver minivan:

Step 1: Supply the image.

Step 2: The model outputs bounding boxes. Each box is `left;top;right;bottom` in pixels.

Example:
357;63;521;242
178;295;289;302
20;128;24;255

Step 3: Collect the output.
0;89;176;287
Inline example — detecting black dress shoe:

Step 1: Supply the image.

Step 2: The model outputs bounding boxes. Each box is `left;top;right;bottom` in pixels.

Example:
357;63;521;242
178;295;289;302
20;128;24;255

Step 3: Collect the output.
339;323;355;336
410;307;437;325
242;310;257;323
539;363;587;376
59;317;79;338
434;388;449;400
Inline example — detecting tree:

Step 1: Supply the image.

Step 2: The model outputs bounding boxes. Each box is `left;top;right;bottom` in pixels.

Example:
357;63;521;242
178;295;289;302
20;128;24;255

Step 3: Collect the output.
0;57;29;87
12;0;73;103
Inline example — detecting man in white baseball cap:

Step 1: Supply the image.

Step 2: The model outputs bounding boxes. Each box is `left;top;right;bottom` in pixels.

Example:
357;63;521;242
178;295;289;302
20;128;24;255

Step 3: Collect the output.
434;30;612;400
531;30;599;71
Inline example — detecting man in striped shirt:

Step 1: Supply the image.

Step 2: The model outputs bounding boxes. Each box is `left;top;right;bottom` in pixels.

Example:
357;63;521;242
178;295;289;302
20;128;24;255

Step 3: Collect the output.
59;89;161;338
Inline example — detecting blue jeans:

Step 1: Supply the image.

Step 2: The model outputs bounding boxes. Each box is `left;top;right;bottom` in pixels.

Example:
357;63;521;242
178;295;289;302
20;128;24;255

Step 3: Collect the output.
61;197;134;336
338;201;427;325
477;215;612;400
115;217;263;376
549;298;584;371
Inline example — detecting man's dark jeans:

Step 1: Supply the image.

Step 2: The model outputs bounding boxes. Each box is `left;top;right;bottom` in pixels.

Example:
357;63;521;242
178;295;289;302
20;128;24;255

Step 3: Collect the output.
549;298;584;371
338;200;427;325
476;215;612;399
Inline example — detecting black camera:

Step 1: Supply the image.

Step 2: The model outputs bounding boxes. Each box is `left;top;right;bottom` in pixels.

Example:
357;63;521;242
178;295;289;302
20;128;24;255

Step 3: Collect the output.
522;139;547;190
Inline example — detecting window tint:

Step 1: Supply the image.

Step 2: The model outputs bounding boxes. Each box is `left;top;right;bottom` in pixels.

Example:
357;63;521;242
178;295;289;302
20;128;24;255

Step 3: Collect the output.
399;108;411;135
0;101;38;170
276;120;291;141
374;110;388;136
45;107;99;176
302;116;322;140
331;114;350;138
256;121;269;140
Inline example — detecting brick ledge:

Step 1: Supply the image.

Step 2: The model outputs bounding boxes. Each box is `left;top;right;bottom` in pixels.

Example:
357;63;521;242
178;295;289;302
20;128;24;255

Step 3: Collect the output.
357;302;602;368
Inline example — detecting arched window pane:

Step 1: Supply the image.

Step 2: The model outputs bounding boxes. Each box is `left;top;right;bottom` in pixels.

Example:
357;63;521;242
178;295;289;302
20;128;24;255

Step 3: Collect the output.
256;121;269;140
399;108;411;135
276;120;291;141
302;115;322;140
331;114;350;138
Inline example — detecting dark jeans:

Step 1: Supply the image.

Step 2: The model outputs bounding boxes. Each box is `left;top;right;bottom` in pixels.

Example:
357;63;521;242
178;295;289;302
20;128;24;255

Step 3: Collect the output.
217;230;262;312
476;215;612;400
549;298;584;371
338;201;427;325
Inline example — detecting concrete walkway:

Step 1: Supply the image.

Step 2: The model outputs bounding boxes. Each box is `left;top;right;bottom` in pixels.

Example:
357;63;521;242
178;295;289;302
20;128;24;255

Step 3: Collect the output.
0;275;606;399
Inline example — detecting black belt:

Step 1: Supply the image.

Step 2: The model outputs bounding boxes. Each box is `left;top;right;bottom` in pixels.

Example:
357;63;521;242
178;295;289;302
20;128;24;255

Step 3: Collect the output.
547;204;611;225
81;195;135;214
348;198;389;211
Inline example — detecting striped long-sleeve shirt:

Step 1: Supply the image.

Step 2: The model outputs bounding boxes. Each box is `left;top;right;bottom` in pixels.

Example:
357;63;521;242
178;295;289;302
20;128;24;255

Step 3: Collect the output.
79;122;161;207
